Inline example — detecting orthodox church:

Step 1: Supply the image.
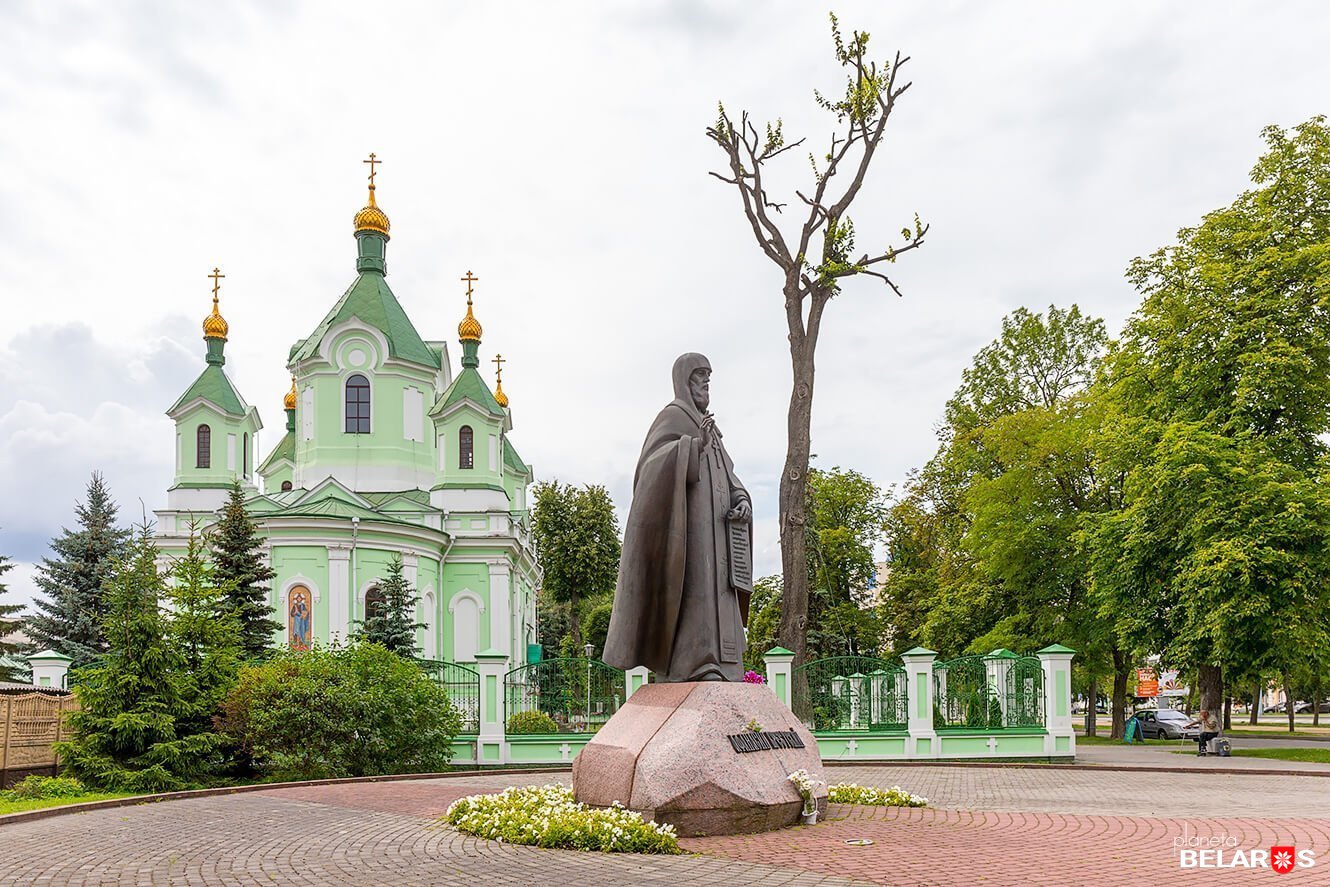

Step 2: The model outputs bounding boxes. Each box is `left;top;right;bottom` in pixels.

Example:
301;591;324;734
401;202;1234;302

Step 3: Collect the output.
154;158;539;666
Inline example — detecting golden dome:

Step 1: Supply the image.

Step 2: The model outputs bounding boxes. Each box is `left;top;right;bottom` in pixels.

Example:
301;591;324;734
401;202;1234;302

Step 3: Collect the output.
203;293;229;340
353;186;391;236
458;298;483;342
494;380;509;408
283;375;298;410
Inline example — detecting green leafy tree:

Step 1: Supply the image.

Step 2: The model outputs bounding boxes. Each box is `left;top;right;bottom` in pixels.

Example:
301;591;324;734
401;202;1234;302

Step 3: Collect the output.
1086;117;1330;725
743;575;784;672
57;526;223;792
355;555;423;658
209;482;280;658
530;481;621;651
217;642;462;781
707;14;928;668
26;472;130;668
577;596;615;659
805;466;888;659
0;547;25;681
165;526;243;743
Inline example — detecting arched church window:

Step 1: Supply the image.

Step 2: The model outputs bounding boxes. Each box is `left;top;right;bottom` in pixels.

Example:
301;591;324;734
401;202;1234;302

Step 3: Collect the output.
345;374;371;433
281;480;293;492
365;585;387;622
196;424;211;469
459;425;474;469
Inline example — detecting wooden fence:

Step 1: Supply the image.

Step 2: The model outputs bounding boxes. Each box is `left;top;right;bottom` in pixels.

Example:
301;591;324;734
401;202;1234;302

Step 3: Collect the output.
1;692;79;788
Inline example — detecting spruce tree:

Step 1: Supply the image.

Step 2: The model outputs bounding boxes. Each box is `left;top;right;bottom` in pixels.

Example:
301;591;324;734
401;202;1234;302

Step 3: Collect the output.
355;555;423;657
57;526;224;791
209;482;279;658
26;472;130;668
0;549;25;681
166;527;243;742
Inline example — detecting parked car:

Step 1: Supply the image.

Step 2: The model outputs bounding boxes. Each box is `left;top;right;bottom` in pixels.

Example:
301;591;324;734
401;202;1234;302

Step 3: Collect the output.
1135;709;1200;740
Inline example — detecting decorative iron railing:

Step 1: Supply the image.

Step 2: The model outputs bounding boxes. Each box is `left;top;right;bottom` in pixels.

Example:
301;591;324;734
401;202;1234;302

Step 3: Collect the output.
793;656;908;732
934;655;996;729
418;660;480;734
503;658;625;734
1003;656;1045;727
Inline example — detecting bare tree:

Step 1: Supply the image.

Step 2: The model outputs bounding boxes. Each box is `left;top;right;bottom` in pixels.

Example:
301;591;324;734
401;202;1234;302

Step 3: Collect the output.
707;15;927;666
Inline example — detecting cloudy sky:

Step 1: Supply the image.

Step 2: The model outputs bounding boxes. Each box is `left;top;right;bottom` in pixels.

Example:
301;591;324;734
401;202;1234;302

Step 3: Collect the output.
2;1;1326;610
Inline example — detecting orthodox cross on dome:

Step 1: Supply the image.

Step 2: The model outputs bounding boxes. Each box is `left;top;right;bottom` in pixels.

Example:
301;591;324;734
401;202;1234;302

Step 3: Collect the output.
460;270;479;301
492;353;505;380
492;353;509;407
209;267;225;300
363;152;381;187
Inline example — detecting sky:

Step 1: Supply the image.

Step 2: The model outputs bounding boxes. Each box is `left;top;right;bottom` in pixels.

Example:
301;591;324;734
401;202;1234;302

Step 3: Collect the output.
2;1;1327;612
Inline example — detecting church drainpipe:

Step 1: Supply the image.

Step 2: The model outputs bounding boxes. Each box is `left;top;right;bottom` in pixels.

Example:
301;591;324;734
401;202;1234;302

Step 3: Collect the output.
351;517;360;627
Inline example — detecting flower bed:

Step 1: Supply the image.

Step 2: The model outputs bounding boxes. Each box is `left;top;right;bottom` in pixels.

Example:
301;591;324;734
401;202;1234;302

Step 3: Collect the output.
828;782;928;807
443;784;680;853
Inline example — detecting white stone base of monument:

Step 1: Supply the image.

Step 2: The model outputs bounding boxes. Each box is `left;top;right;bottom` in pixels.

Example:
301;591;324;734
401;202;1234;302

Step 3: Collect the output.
571;681;828;837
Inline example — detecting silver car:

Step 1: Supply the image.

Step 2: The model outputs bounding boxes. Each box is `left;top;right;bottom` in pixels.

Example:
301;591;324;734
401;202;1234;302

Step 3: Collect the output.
1136;709;1201;740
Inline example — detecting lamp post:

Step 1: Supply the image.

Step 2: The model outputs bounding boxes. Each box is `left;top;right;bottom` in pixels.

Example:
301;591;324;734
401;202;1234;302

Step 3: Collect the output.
584;642;594;726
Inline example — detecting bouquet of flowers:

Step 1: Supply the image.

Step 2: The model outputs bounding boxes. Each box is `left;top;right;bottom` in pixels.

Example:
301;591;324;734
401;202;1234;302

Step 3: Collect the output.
743;670;766;684
786;768;823;816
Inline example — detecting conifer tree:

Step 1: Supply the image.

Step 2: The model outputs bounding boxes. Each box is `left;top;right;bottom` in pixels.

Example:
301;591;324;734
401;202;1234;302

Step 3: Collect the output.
0;548;25;681
166;526;243;741
209;482;279;658
58;526;224;791
355;555;423;657
26;472;130;668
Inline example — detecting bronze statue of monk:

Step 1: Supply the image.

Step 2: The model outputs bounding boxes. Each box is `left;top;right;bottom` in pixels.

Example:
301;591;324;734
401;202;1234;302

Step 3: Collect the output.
604;353;753;682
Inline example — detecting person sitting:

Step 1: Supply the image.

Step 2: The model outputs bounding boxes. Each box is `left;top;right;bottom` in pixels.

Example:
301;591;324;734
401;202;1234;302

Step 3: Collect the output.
1186;709;1221;756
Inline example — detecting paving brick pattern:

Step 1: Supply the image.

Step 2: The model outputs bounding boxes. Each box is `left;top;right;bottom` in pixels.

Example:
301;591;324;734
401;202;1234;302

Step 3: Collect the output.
2;766;1327;886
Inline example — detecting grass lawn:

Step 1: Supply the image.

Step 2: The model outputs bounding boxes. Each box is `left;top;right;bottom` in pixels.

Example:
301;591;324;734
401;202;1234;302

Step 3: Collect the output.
1168;747;1330;764
1073;733;1176;747
0;792;137;816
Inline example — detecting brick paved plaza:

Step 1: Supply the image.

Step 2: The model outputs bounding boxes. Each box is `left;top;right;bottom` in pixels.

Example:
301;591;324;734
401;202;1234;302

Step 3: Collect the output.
2;765;1328;885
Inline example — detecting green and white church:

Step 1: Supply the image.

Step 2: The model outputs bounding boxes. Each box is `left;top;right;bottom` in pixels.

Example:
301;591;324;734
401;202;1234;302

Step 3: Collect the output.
154;160;539;667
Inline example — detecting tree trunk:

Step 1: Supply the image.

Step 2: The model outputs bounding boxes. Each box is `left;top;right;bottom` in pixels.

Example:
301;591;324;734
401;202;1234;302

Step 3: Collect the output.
1250;681;1260;726
1110;649;1129;740
1223;695;1232;731
776;322;816;668
1284;674;1296;733
1197;664;1223;722
1085;676;1098;737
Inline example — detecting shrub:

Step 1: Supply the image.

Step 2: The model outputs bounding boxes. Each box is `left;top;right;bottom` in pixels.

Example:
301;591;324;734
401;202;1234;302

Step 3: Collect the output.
217;642;462;781
827;782;927;807
1;775;87;801
444;784;679;853
507;710;560;735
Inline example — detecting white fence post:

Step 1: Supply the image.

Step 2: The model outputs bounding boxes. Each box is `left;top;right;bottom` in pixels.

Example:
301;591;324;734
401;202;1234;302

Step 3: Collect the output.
625;666;650;700
763;646;796;708
1037;644;1077;759
901;647;938;759
474;649;509;765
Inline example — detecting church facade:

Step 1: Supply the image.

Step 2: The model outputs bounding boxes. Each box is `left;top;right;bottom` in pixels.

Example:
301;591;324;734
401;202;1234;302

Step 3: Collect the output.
154;161;538;667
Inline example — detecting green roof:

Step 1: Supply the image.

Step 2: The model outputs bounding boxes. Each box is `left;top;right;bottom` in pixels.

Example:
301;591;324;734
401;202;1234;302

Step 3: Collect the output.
258;430;295;473
431;367;504;417
291;272;439;368
1036;643;1077;655
503;438;529;475
168;365;247;417
266;497;417;527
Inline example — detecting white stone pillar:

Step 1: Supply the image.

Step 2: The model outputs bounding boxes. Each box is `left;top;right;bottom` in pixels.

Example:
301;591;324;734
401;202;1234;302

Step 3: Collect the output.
27;650;73;690
763;646;795;708
901;647;938;759
474;649;510;765
626;666;650;699
487;560;512;657
327;545;351;644
1038;644;1077;759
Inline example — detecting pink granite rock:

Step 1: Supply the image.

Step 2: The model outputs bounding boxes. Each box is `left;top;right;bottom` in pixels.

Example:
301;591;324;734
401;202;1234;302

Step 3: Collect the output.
571;681;827;836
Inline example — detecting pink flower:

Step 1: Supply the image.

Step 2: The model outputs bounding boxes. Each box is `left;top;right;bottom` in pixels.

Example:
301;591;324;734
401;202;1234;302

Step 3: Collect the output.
743;670;766;684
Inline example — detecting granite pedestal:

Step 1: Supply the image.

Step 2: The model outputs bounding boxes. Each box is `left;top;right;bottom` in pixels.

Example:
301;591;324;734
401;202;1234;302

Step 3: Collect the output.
571;681;827;836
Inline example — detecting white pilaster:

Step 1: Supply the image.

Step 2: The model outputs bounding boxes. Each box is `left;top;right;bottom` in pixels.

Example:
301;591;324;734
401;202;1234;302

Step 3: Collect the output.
762;646;796;708
901;647;939;758
328;545;351;643
487;560;512;657
1038;644;1077;758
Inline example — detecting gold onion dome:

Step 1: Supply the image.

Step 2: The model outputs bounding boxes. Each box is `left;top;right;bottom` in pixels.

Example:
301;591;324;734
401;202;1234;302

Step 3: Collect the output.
458;299;482;342
203;293;229;340
353;186;391;236
283;376;298;410
494;379;509;408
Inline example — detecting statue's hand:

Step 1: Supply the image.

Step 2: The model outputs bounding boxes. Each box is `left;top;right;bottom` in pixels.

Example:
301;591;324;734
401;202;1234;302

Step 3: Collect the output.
728;501;752;522
700;415;715;447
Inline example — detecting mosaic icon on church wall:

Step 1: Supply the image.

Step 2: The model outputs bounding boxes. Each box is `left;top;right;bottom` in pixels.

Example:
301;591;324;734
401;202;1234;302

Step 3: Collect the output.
289;586;312;651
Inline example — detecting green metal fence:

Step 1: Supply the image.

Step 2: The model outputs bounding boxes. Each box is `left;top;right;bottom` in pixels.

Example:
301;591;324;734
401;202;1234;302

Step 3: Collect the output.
793;656;908;732
418;660;480;734
934;655;996;729
504;658;625;734
1003;656;1045;728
